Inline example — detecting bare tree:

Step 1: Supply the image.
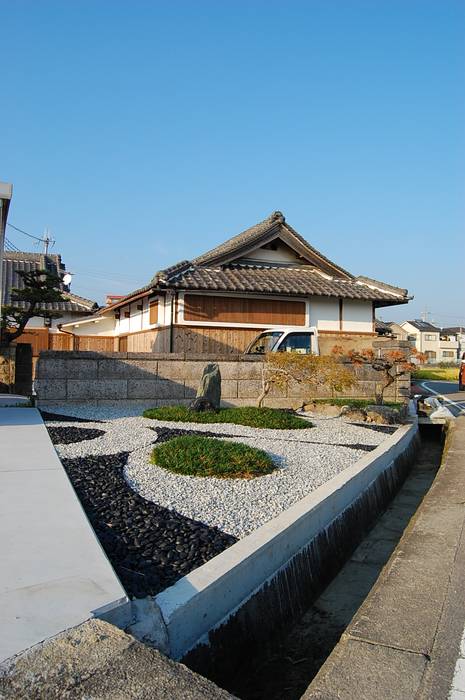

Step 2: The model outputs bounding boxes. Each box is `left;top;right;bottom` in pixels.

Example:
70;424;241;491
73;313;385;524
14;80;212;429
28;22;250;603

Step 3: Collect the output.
258;352;356;408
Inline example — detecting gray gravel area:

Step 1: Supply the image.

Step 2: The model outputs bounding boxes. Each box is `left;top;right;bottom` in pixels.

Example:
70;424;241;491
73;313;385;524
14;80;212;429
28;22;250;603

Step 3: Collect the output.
44;403;395;539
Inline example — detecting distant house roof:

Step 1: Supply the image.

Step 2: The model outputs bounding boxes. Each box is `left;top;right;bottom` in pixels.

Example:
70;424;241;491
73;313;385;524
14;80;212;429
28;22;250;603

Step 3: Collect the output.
99;211;411;314
442;326;465;335
2;251;98;314
404;319;440;332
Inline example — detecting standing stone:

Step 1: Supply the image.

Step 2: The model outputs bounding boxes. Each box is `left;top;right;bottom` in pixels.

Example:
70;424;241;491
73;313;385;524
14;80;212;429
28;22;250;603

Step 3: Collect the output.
189;363;221;412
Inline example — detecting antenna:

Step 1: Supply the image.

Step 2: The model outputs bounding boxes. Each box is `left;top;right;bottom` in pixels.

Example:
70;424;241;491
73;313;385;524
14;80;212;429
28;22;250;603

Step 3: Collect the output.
421;307;429;323
42;227;55;255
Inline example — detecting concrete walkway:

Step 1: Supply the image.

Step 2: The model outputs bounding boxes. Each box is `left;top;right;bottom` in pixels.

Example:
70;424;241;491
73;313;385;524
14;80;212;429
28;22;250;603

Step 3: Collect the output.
0;408;128;663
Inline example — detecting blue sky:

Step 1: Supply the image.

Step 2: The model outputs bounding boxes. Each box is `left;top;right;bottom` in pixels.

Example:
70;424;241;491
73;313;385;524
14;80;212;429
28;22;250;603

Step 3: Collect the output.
2;0;464;326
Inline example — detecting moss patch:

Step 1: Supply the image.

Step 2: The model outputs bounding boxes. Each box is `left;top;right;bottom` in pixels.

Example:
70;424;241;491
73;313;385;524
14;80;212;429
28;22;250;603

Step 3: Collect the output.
151;435;276;479
143;405;311;430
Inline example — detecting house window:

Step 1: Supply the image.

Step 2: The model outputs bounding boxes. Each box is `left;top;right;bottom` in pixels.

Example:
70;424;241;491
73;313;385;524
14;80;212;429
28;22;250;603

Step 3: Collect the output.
425;334;437;341
425;351;437;362
442;351;455;358
149;300;158;325
407;335;416;341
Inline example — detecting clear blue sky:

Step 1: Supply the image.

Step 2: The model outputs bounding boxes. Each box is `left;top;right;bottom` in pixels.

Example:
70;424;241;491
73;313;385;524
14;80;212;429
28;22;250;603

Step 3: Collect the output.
2;0;464;326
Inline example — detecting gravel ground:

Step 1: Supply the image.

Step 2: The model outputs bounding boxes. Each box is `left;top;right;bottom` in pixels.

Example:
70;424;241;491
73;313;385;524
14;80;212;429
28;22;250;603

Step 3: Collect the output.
44;403;396;539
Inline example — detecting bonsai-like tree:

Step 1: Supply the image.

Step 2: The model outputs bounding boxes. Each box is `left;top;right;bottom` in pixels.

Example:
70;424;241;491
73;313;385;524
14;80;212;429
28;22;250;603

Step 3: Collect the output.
257;351;356;408
332;345;426;404
0;269;68;346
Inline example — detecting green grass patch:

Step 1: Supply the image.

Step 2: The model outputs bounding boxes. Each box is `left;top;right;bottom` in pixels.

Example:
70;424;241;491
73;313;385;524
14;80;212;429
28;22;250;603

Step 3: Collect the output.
143;405;311;429
311;398;403;410
413;367;459;382
151;435;276;479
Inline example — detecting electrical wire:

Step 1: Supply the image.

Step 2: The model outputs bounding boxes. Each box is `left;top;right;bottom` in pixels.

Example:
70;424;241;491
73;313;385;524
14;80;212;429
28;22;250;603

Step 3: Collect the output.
7;222;45;243
4;237;21;252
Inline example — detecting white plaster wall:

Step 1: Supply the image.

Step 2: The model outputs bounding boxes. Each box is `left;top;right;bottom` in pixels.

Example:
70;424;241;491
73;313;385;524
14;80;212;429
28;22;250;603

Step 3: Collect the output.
239;242;303;265
25;313;80;330
342;300;373;332
66;316;116;336
309;297;339;331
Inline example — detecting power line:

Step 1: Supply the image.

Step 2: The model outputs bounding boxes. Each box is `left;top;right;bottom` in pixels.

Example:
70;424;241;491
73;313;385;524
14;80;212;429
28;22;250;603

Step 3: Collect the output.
7;222;44;243
7;222;55;254
4;237;21;252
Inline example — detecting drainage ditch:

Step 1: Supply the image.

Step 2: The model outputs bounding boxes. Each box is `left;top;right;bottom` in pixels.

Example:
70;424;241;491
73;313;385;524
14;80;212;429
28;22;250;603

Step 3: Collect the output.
193;425;444;700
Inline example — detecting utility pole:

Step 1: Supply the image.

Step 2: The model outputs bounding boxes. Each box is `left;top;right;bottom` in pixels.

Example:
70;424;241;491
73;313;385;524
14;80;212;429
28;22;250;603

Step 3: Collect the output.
42;228;55;255
0;182;13;319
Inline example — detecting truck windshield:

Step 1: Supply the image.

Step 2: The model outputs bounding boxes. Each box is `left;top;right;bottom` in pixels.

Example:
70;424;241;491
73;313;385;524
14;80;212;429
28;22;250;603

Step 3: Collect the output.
247;331;283;354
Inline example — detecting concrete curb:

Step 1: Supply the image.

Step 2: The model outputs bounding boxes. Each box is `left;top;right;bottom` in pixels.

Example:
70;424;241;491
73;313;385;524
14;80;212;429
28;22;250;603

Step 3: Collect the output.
151;422;418;664
303;417;465;700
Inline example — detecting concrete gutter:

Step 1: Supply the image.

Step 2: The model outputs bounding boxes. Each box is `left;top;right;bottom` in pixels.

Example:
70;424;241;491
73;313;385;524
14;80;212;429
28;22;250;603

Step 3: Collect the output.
0;408;129;662
303;417;465;700
154;422;418;661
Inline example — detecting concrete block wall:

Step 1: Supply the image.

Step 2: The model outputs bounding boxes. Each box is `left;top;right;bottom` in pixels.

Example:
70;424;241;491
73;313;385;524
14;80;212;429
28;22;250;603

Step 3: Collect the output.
36;350;410;406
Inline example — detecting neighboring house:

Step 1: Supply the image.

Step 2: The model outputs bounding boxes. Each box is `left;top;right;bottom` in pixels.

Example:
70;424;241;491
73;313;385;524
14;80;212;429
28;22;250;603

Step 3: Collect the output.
2;251;98;357
62;211;411;355
400;320;460;363
442;327;465;359
375;319;408;339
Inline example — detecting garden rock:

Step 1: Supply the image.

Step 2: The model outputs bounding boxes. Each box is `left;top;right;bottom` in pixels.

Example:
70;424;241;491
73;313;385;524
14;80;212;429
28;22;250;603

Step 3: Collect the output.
341;407;368;423
365;405;400;425
190;363;221;411
302;402;345;417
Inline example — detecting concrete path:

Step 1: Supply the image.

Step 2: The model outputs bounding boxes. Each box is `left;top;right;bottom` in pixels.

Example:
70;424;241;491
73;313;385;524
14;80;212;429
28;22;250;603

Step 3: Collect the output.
0;408;128;663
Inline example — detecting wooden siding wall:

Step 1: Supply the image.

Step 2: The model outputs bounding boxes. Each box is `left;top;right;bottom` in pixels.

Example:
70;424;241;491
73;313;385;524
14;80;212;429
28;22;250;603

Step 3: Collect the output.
49;333;73;351
14;329;49;356
184;294;306;326
172;325;260;354
75;335;115;352
127;328;170;353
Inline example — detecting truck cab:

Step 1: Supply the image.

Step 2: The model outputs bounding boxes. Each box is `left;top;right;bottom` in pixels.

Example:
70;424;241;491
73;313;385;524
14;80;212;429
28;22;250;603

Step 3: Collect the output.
245;327;319;356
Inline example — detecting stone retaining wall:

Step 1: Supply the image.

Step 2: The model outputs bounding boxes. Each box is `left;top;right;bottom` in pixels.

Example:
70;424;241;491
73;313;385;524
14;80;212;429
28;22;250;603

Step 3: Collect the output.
36;344;410;407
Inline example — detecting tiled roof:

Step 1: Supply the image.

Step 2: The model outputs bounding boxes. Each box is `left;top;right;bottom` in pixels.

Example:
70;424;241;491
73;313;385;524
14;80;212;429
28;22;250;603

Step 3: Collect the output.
405;320;440;332
192;211;354;278
98;211;410;312
168;264;408;303
2;251;97;314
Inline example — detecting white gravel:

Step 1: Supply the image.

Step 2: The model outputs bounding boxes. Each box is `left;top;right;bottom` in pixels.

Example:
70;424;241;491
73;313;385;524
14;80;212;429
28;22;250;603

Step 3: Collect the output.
44;403;395;539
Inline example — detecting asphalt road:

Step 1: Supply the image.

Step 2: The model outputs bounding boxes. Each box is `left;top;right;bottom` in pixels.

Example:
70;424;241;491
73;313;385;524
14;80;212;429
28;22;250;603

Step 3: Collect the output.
419;380;465;417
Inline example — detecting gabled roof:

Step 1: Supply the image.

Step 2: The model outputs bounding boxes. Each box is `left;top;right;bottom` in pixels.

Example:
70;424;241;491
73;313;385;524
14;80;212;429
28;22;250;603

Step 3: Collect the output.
2;251;98;314
193;211;354;278
403;319;440;332
98;211;411;313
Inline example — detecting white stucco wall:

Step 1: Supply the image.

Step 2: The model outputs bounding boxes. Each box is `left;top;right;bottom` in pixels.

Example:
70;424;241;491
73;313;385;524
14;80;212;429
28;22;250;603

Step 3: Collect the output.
65;316;116;336
308;297;339;331
239;242;303;265
342;300;373;332
114;295;166;336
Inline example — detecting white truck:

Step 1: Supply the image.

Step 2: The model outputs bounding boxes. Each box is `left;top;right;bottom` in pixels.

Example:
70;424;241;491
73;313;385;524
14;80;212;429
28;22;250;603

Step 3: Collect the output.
245;327;319;355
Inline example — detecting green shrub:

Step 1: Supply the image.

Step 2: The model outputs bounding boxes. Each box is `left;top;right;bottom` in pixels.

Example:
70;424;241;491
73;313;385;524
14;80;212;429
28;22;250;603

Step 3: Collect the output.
151;435;275;479
143;405;311;429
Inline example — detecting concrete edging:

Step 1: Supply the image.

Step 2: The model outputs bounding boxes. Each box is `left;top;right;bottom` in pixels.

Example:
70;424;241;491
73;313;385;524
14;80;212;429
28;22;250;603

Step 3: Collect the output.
151;421;418;662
